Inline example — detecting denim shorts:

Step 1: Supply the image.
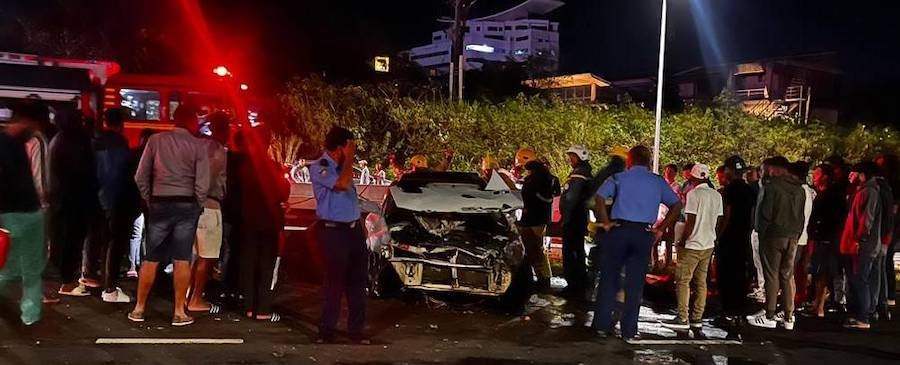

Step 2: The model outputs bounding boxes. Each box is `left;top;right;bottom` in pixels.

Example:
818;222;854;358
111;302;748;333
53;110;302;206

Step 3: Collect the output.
143;200;202;263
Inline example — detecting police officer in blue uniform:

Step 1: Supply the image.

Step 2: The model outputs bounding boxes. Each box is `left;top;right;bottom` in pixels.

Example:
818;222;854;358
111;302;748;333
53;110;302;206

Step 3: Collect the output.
591;145;683;340
310;127;369;344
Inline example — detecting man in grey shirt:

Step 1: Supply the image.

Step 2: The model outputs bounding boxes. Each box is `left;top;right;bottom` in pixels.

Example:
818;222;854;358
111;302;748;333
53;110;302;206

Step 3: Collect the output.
129;104;209;327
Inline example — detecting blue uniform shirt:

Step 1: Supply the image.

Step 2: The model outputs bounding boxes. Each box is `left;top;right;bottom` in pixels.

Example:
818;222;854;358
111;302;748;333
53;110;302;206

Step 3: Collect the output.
597;165;680;224
310;153;361;223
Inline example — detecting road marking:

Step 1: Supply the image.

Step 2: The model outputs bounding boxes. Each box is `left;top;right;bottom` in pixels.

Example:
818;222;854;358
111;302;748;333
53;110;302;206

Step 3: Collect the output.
96;338;244;345
626;339;742;345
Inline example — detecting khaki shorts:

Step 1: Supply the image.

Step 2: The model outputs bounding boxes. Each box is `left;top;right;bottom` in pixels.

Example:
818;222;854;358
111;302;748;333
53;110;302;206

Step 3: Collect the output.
195;208;223;259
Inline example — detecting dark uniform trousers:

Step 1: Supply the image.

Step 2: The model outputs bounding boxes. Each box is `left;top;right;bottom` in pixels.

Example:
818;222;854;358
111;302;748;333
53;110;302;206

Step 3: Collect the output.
592;221;652;338
562;213;589;292
317;221;368;338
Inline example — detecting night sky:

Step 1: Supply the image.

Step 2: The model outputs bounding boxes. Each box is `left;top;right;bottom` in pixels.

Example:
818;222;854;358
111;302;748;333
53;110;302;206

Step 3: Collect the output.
2;0;899;120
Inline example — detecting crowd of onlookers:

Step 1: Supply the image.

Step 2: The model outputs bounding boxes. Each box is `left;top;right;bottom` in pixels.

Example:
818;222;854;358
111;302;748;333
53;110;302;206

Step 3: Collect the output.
544;143;898;336
0;100;289;326
657;154;897;331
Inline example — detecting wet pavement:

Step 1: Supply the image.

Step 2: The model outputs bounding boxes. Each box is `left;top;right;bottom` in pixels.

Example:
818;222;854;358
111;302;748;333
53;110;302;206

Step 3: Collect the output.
2;275;900;365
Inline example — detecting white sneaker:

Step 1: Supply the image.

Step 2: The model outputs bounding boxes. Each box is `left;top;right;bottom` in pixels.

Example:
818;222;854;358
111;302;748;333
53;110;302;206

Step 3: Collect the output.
126;270;138;278
774;311;786;322
747;314;777;329
750;289;766;302
102;287;132;303
783;317;795;331
746;309;766;321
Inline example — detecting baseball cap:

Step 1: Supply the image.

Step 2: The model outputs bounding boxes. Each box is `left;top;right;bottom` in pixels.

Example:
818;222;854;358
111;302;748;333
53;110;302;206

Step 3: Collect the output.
724;155;747;171
690;163;711;179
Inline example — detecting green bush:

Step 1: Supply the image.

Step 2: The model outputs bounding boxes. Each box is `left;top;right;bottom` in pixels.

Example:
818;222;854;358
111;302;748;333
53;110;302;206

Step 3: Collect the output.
274;77;900;179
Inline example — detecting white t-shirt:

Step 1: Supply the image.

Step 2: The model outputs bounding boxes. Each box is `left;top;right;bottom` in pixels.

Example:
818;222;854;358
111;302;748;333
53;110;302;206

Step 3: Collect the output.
797;184;817;246
683;184;724;250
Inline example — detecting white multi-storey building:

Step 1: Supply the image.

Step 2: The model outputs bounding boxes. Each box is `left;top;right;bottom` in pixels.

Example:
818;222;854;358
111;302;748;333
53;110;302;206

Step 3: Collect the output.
409;0;563;72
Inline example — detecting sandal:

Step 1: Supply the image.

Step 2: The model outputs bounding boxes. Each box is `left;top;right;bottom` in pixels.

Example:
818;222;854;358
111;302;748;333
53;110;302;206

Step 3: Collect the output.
171;315;195;327
127;311;146;323
188;303;221;314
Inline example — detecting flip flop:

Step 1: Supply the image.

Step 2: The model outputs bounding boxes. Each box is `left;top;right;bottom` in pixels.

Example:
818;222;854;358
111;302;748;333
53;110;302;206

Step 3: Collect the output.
171;315;195;327
127;311;146;322
187;303;221;314
58;284;91;297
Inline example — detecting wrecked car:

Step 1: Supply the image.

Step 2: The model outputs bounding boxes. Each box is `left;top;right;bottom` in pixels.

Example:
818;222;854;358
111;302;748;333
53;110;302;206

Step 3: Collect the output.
367;171;526;297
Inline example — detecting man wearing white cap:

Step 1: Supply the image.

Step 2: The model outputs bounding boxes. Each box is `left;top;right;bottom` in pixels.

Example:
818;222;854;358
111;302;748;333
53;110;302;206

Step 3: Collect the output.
662;164;723;330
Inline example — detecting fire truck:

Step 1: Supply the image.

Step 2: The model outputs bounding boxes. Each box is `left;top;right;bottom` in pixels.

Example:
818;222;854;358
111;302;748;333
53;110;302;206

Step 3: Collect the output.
0;51;252;147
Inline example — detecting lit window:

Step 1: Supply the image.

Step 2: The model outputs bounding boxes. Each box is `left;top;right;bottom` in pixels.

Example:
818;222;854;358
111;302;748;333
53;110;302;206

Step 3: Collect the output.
119;89;161;120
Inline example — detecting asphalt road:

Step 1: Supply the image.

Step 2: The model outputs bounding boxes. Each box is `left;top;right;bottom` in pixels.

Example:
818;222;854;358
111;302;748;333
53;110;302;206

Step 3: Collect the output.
2;276;900;365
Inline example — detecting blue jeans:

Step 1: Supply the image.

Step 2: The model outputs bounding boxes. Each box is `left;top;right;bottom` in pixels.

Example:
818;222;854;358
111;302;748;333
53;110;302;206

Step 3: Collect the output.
871;251;886;316
592;222;652;338
849;243;881;323
129;214;144;271
143;200;201;263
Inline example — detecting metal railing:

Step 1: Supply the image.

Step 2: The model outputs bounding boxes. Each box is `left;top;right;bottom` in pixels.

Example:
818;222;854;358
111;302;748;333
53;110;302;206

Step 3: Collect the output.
734;87;768;100
784;85;805;101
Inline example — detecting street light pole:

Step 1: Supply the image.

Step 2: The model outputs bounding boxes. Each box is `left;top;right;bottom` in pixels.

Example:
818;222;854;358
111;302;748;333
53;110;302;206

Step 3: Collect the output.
652;0;668;173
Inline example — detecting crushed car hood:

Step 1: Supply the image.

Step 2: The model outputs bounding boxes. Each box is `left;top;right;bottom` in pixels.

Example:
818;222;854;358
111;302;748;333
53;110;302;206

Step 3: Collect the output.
389;183;523;214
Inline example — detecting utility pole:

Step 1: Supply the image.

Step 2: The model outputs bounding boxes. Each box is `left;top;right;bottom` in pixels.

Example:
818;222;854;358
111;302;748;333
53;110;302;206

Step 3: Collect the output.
448;0;476;101
652;0;667;173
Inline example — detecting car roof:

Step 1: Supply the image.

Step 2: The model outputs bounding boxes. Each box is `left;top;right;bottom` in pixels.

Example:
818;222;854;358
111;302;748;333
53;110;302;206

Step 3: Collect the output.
395;171;485;192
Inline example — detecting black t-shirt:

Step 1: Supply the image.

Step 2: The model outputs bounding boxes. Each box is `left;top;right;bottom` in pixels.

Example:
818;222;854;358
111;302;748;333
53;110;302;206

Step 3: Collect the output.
720;179;756;241
0;133;40;214
521;170;554;226
809;184;848;242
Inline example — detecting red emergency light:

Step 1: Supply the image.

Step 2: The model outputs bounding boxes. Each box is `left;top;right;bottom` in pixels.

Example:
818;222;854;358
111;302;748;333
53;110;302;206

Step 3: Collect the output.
213;65;230;77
